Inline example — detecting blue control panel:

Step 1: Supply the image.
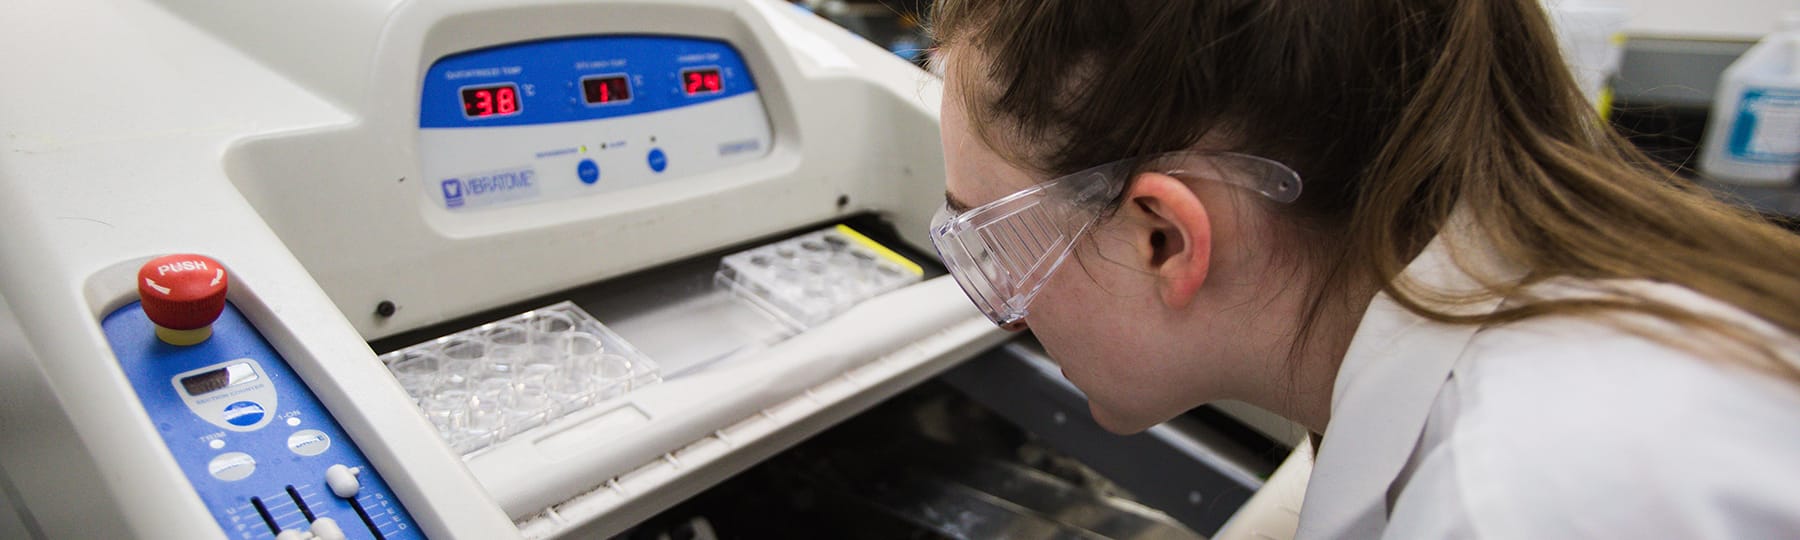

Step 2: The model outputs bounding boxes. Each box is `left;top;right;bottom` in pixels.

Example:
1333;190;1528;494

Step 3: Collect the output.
415;34;774;212
419;35;759;129
103;302;424;540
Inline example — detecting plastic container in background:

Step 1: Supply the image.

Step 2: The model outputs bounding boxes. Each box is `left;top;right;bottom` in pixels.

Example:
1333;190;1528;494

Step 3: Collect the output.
1700;13;1800;186
1547;0;1631;117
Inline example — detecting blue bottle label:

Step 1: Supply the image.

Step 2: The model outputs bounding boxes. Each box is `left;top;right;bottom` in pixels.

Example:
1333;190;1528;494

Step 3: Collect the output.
1727;87;1800;164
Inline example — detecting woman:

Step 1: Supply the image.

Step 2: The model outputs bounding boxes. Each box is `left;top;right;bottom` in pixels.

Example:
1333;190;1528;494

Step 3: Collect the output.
924;0;1800;537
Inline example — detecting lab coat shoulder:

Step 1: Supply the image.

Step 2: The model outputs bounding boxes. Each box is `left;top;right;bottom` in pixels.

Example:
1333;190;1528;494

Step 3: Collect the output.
1389;285;1800;539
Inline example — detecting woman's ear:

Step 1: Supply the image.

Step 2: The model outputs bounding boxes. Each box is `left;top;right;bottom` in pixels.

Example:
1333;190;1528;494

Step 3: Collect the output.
1118;172;1213;309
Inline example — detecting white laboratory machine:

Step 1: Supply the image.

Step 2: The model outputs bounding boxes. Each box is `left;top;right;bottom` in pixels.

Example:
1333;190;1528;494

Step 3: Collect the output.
0;1;1276;538
0;0;1015;537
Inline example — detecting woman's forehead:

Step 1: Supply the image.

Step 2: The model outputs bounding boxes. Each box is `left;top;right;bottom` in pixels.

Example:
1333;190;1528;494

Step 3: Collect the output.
939;53;1044;209
941;96;1038;209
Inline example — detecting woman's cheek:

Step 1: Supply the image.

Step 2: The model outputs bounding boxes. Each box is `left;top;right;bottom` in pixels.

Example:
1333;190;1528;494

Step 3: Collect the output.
1032;314;1113;400
1031;282;1117;380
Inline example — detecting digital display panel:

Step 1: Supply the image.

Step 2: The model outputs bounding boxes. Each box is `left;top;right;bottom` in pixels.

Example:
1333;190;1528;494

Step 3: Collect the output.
681;68;723;96
581;75;632;105
460;83;522;118
179;362;259;397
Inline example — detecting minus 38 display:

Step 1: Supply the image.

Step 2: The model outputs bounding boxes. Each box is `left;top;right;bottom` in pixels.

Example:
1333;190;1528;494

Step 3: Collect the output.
461;83;522;119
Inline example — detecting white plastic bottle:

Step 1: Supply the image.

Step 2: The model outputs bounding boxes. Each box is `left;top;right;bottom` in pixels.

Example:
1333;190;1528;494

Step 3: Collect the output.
1700;13;1800;186
1545;0;1630;115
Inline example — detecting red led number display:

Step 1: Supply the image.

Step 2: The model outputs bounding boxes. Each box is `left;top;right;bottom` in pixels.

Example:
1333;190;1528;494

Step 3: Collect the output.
682;68;723;96
460;83;522;118
582;76;632;105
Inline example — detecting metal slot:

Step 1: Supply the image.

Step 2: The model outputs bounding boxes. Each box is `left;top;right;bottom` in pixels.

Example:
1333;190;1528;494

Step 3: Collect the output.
938;339;1279;535
284;485;314;523
863;458;1201;540
249;496;280;536
349;497;383;539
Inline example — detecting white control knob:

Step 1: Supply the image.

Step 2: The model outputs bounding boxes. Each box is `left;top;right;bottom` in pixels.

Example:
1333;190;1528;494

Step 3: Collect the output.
273;530;305;540
308;517;346;540
325;464;362;498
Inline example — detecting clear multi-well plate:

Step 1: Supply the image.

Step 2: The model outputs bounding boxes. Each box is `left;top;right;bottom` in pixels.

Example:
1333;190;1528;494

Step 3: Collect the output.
380;227;915;456
715;225;925;329
378;301;660;456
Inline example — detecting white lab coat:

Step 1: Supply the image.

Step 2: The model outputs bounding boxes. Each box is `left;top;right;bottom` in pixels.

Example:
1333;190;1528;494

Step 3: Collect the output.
1292;215;1800;539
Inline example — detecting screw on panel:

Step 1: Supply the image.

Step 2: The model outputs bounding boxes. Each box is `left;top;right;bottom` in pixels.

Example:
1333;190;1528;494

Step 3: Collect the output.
375;301;397;318
836;195;850;209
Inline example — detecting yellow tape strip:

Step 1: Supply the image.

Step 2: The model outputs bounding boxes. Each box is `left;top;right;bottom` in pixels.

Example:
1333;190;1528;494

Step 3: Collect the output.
1598;86;1615;122
835;224;925;276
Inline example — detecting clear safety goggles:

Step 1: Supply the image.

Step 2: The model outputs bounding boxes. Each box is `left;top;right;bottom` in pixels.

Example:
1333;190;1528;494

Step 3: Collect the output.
929;151;1303;329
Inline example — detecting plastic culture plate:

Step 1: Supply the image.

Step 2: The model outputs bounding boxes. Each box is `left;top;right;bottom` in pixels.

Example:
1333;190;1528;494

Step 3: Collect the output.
715;225;925;330
379;301;660;456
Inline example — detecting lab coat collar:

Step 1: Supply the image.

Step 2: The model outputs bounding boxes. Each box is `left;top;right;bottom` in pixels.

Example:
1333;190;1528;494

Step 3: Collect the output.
1295;209;1524;539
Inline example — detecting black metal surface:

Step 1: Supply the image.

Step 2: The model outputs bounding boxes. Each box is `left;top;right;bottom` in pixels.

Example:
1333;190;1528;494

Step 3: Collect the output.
1615;38;1752;109
937;341;1272;537
619;379;1206;540
1705;181;1800;226
1609;101;1800;225
870;458;1200;540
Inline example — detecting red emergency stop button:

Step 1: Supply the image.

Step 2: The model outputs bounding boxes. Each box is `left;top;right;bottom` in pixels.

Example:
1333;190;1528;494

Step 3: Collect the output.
138;254;228;346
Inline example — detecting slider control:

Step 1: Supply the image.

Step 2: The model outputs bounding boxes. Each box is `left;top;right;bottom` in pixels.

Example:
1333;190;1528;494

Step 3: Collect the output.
325;464;361;498
308;517;346;540
269;517;345;540
327;464;386;538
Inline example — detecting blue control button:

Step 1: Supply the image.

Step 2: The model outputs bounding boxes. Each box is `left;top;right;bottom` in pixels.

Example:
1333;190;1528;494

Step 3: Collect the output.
647;148;668;173
577;159;600;184
223;401;266;427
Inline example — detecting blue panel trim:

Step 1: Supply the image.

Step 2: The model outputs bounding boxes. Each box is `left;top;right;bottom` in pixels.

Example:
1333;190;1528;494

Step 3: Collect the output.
103;303;424;539
420;35;760;129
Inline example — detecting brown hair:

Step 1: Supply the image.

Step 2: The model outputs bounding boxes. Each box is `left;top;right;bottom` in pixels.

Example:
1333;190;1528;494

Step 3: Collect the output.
932;0;1800;378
